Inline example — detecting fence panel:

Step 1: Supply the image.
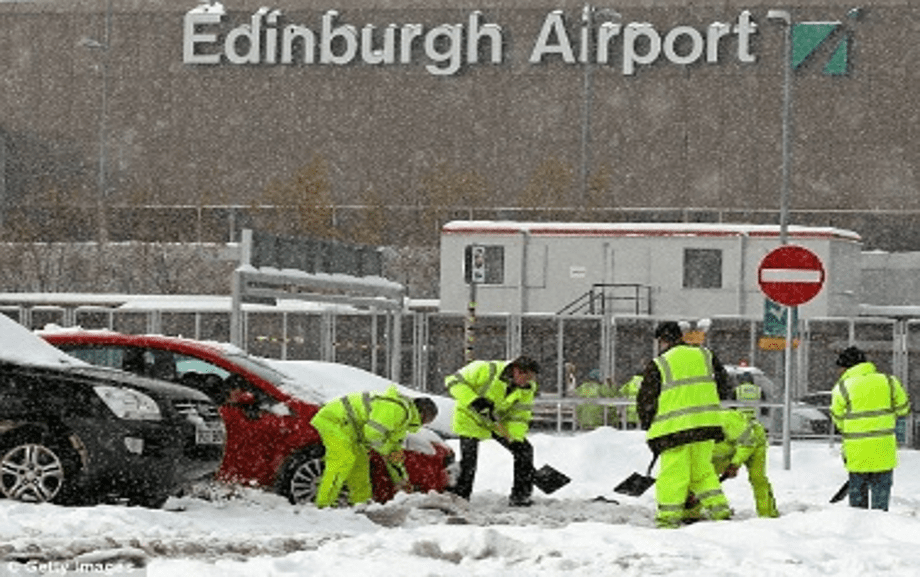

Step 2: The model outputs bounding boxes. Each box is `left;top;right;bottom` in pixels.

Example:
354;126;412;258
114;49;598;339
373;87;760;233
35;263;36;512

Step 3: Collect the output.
521;316;561;394
160;312;198;339
561;317;602;394
425;314;466;395
805;319;852;395
609;317;657;387
112;311;148;335
74;307;113;331
285;312;322;361
247;312;285;359
197;312;231;343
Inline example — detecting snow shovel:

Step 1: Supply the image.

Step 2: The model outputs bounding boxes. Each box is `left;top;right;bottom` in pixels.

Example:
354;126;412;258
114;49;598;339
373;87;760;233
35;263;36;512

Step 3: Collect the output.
614;454;658;497
830;480;849;504
533;464;571;494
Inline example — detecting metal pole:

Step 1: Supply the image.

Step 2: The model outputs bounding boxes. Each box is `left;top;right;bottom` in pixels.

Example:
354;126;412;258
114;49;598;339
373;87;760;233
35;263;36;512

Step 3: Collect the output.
770;9;794;246
783;306;794;470
464;282;477;363
578;3;593;211
769;9;794;469
98;0;111;245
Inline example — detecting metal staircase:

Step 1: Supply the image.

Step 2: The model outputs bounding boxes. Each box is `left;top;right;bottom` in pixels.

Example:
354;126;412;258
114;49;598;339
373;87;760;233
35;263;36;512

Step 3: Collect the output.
557;283;652;316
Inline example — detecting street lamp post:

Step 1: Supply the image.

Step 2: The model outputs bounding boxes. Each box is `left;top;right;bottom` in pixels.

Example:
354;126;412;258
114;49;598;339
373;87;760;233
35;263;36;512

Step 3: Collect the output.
767;9;793;246
767;9;795;470
80;0;112;245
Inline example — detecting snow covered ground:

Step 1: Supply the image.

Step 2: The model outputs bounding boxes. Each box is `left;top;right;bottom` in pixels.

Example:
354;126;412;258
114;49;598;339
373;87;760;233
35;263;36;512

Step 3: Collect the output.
5;320;920;575
3;429;920;577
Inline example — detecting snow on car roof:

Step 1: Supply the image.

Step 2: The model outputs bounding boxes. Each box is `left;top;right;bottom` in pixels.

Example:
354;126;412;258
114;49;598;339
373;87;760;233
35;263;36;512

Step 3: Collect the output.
0;315;87;368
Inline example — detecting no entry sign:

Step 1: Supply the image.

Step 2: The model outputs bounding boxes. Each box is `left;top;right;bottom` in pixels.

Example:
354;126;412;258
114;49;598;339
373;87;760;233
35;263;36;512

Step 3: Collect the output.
757;245;826;307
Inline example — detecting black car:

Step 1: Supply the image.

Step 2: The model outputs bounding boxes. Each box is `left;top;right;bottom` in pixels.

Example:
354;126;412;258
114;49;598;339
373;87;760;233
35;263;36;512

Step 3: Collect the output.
0;360;225;508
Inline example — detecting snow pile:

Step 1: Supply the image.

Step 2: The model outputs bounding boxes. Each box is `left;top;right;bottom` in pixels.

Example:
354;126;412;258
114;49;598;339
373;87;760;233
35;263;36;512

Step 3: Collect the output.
3;429;920;576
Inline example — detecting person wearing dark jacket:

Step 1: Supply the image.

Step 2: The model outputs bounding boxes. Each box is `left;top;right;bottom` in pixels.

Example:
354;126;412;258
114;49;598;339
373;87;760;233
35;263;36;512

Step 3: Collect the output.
637;321;732;528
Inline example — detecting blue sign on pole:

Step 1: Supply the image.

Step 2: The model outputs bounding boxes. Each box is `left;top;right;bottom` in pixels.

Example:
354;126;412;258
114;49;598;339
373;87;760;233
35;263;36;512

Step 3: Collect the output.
763;298;798;337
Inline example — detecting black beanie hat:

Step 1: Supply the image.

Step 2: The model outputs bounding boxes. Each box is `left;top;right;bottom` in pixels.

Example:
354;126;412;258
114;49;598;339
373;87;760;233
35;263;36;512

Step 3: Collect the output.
655;321;684;343
836;346;866;368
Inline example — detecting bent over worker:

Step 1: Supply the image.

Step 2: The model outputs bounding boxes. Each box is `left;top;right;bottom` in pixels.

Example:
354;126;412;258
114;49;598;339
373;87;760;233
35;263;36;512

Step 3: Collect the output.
712;408;779;518
831;346;910;511
310;385;438;508
638;321;733;528
447;355;540;506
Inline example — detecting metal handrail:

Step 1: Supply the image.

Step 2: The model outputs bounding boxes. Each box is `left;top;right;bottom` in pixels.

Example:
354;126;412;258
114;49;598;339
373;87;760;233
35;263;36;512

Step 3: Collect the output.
557;283;652;316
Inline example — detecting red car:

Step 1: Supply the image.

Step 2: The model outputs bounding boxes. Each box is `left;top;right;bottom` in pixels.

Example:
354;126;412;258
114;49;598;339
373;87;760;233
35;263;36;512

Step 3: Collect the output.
40;330;455;505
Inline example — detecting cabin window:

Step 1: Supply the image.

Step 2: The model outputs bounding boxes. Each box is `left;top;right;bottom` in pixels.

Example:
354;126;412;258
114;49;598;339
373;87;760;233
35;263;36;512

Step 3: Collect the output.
683;248;722;289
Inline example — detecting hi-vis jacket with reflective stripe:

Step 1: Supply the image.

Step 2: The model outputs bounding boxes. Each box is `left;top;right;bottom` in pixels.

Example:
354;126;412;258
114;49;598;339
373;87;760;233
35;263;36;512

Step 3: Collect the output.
320;385;422;456
446;360;537;441
713;409;767;468
830;362;910;473
644;345;724;452
733;381;764;417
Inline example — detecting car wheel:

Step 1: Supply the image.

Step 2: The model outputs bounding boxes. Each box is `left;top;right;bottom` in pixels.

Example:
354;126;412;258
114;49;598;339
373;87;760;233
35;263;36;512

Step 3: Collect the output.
0;436;80;505
277;445;328;505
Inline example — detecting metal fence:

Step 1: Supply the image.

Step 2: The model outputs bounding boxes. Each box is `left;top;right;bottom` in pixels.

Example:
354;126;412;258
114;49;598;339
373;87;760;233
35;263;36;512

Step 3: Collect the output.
6;303;920;444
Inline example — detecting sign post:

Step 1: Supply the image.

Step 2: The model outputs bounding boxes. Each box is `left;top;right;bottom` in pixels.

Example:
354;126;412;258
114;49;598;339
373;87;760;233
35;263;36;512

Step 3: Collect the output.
464;245;487;362
757;245;825;469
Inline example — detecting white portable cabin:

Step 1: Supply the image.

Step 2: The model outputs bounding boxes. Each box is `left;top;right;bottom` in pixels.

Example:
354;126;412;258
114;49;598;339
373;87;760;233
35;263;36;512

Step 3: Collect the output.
439;221;863;318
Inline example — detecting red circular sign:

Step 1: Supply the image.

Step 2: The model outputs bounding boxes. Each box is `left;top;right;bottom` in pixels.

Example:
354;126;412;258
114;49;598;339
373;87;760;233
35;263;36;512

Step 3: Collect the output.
757;245;826;307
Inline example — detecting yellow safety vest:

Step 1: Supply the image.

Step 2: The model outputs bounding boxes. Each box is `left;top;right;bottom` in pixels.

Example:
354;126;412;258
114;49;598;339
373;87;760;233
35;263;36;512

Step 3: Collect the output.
326;385;421;455
830;362;910;473
647;346;723;441
447;360;537;441
734;382;762;417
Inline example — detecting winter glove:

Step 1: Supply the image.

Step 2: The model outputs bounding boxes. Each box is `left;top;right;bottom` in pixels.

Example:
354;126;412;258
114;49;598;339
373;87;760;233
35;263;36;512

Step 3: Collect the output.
469;397;496;421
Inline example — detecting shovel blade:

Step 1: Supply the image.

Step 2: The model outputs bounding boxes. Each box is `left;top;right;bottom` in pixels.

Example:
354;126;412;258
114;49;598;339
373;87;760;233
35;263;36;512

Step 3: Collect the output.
533;465;571;494
830;481;849;504
614;472;656;497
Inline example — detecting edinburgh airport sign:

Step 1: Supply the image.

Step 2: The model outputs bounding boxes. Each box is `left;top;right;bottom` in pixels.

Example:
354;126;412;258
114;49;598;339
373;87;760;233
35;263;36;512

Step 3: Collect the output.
183;5;763;76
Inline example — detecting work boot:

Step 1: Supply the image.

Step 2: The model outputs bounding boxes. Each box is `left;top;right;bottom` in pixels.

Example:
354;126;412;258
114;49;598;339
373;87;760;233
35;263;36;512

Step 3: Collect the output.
508;495;533;507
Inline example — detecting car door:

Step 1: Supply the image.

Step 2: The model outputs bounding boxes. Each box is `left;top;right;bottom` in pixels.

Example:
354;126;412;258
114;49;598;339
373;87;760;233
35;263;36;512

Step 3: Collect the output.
172;354;294;487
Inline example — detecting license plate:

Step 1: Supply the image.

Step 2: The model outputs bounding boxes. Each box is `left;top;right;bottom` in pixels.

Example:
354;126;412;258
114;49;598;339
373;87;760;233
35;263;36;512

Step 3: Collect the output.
196;426;226;445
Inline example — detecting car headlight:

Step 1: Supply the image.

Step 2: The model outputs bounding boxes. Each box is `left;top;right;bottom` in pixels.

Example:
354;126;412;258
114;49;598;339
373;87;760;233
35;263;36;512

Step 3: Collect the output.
94;385;162;421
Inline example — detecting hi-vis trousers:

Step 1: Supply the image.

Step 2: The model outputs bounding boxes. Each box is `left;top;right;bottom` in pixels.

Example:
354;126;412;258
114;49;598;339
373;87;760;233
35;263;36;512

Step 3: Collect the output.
656;439;731;528
312;413;373;508
713;444;779;518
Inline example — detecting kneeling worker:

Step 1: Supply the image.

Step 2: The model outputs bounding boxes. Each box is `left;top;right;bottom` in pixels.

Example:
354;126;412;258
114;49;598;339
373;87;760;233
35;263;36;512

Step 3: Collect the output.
310;385;438;508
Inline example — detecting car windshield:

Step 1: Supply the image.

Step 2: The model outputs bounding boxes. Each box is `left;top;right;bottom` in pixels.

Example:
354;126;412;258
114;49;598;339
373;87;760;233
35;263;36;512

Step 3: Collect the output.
219;350;290;384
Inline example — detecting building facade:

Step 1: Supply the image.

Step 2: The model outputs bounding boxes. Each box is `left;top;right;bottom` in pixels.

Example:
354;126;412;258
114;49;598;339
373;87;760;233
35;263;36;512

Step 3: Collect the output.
0;1;918;249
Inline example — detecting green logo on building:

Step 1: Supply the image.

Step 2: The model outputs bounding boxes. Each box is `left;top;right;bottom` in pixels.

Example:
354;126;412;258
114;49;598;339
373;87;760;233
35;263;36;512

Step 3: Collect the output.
791;9;860;75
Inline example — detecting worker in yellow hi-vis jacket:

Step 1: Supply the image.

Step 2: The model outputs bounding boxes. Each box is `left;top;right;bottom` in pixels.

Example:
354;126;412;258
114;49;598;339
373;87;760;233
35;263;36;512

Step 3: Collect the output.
310;385;438;508
446;356;540;507
687;408;779;520
638;321;733;528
